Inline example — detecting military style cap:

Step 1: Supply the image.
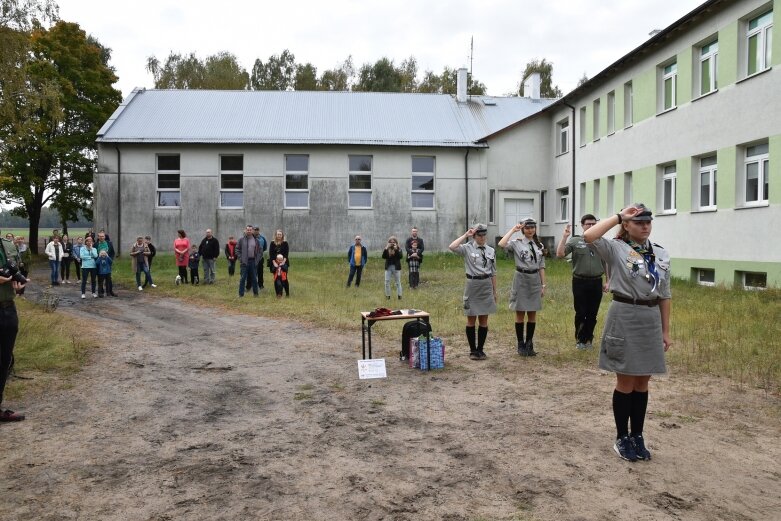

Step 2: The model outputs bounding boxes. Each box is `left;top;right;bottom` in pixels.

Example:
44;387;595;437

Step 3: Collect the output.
629;203;654;221
473;223;488;235
521;218;538;227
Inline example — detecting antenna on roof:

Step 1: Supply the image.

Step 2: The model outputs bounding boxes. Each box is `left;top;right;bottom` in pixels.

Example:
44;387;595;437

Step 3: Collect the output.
469;36;474;99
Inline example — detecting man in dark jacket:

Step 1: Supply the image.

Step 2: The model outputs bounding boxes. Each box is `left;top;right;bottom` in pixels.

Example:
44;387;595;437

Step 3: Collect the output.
346;235;368;287
198;228;220;284
236;225;260;297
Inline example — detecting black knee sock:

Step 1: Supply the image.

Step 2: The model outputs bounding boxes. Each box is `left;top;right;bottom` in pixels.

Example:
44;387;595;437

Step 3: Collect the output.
630;390;649;435
613;389;632;439
525;322;536;343
515;322;524;344
465;326;476;353
477;326;488;351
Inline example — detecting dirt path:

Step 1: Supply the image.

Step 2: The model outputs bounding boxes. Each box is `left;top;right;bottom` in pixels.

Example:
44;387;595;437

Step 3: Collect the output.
2;284;779;521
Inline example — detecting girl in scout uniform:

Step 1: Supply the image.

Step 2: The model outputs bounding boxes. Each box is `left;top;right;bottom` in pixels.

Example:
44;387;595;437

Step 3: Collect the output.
498;219;546;357
449;224;497;361
584;203;672;463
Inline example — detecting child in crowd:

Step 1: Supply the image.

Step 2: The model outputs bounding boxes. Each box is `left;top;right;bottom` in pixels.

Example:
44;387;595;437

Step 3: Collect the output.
188;245;201;285
96;250;115;297
272;253;289;298
407;239;422;289
225;235;238;276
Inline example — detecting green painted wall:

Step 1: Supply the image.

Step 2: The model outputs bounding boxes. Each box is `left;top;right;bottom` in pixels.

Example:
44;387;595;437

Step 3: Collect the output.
616;86;626;130
634;166;656;206
615;173;626;210
677;47;693;105
719;21;739;86
584;103;593;143
775;0;781;67
674;258;781;287
633;68;656;122
677;156;692;212
585;181;594;213
770;134;781;204
716;146;737;208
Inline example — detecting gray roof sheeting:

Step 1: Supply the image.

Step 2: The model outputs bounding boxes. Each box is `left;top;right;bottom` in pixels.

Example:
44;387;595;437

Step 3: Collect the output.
97;89;554;147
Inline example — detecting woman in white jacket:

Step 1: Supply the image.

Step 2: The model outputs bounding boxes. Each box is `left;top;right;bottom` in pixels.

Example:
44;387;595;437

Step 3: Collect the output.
44;236;66;286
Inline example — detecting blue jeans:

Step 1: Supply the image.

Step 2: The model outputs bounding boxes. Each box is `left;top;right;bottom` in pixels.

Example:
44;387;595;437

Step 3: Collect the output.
136;264;153;287
49;260;60;284
385;267;402;297
347;265;363;287
239;262;258;296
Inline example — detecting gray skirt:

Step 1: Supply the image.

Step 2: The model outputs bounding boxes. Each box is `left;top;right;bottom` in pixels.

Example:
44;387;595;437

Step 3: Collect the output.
508;271;542;311
463;278;496;316
598;301;666;375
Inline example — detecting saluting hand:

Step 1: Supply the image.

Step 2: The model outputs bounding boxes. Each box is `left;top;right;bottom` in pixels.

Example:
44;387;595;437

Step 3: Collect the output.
619;205;642;220
465;228;476;237
563;223;571;238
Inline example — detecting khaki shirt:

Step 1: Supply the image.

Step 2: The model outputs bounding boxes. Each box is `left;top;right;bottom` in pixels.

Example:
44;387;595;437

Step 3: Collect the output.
453;242;496;277
506;238;545;271
564;236;604;277
589;237;671;300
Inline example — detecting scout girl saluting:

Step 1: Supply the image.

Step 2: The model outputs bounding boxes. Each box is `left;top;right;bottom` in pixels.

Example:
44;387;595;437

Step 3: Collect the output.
498;218;546;357
449;224;497;361
583;203;672;463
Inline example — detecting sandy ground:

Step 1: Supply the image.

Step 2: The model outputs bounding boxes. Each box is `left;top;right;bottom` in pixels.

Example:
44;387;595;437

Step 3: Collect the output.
1;281;780;521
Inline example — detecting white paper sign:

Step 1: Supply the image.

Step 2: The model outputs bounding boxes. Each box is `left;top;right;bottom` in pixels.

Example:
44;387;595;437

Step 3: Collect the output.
357;358;387;379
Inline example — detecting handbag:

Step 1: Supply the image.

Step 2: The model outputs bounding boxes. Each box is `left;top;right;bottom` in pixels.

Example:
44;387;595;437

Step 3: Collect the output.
412;335;445;370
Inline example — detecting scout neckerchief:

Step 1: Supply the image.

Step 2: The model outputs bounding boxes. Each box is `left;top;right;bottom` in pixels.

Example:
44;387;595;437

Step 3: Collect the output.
477;245;487;268
623;238;658;292
522;237;538;263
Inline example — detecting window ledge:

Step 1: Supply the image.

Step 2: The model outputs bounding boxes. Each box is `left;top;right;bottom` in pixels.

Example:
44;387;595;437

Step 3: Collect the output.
284;207;310;211
656;211;677;217
692;89;718;102
624;124;633;130
348;207;374;211
737;66;772;84
593;137;600;143
607;131;616;137
219;207;244;211
411;207;436;211
555;151;570;158
155;207;181;210
656;106;677;117
692;207;717;213
579;143;587;149
735;202;769;210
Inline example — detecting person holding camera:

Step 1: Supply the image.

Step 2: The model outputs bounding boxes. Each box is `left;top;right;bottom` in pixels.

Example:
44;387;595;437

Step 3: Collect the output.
0;233;27;421
382;235;403;300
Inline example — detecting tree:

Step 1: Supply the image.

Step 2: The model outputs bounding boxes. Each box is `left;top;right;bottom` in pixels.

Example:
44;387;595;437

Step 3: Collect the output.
576;73;589;87
250;49;296;90
294;62;318;91
202;52;249;89
0;21;121;251
146;51;248;89
417;66;486;95
354;57;403;92
518;58;563;98
318;56;354;91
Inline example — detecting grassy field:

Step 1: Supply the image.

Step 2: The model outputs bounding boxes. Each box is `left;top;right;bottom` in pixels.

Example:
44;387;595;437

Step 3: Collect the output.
100;252;781;394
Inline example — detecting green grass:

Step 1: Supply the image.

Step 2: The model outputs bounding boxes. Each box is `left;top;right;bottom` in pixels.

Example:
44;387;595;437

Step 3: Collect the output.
108;252;781;393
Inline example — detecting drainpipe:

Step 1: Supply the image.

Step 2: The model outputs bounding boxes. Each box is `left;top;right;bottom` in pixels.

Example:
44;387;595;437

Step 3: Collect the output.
563;103;576;231
115;146;121;256
464;148;470;230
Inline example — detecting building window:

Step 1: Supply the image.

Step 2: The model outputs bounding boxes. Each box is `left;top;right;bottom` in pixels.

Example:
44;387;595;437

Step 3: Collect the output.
579;182;586;216
624;172;633;206
623;81;633;128
219;155;243;208
593;179;601;215
661;61;677;111
747;10;773;76
156;154;180;207
607;91;615;135
662;164;677;213
592;98;600;140
579;106;587;146
557;118;569;154
694;268;716;286
349;155;372;208
489;189;496;223
698;40;719;95
740;271;767;290
744;143;769;205
411;156;435;209
557;187;569;221
540;190;547;223
285;154;309;209
698;155;717;210
606;175;615;215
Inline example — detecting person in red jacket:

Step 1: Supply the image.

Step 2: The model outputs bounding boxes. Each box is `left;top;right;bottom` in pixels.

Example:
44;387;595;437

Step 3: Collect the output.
224;235;238;277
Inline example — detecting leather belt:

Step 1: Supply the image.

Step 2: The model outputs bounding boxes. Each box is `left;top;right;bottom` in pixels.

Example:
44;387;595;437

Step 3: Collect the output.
574;274;602;280
516;268;539;274
612;294;659;307
466;274;491;280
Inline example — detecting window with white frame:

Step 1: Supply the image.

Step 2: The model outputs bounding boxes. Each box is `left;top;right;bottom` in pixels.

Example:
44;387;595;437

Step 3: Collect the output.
593;179;601;215
489;189;496;223
348;155;372;208
540;190;547;223
285;154;309;208
219;155;243;208
592;98;601;140
661;61;677;111
662;164;677;213
624;172;633;206
579;106;587;146
744;143;769;205
607;91;615;135
557;118;569;154
699;40;719;95
623;81;633;127
411;156;435;209
579;182;586;215
156;154;180;207
747;10;773;76
740;271;767;290
695;268;715;286
606;175;615;215
557;187;569;221
698;155;717;210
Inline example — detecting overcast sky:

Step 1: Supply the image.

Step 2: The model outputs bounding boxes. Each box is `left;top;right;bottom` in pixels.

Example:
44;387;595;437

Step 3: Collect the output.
59;0;706;99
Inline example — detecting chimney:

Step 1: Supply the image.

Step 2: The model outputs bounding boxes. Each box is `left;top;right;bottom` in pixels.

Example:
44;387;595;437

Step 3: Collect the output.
456;67;468;103
523;72;541;100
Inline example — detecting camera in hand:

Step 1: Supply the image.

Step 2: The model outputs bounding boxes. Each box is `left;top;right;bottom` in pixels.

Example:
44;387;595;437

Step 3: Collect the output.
1;259;27;284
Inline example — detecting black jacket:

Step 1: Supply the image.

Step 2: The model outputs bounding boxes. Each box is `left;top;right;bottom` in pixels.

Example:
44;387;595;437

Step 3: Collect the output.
199;236;220;260
382;247;403;270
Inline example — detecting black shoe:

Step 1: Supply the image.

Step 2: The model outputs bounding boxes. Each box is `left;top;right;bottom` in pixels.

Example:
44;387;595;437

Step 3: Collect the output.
526;341;537;356
0;409;25;422
614;435;638;462
631;434;652;461
469;351;480;360
477;350;487;360
517;341;525;355
98;294;104;298
398;295;402;300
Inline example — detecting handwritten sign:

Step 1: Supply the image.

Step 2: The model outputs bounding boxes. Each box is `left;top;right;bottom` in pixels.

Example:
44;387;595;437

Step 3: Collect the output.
357;359;387;379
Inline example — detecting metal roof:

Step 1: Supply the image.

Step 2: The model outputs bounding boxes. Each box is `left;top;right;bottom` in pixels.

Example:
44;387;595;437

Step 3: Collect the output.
97;89;554;147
